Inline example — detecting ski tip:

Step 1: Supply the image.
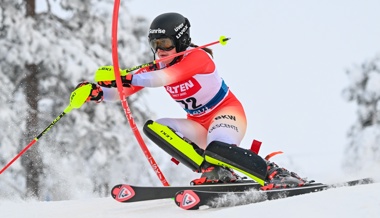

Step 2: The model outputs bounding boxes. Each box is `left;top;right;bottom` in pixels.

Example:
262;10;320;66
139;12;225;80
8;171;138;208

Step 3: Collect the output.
111;184;136;202
174;190;201;210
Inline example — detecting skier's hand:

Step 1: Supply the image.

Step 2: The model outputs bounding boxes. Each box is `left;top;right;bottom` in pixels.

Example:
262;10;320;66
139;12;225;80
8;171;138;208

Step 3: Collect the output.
74;81;103;103
95;65;132;88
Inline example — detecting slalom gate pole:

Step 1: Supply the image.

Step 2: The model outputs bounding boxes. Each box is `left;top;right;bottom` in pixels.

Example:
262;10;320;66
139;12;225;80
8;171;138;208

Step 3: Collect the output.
124;36;230;73
0;84;93;174
112;0;170;186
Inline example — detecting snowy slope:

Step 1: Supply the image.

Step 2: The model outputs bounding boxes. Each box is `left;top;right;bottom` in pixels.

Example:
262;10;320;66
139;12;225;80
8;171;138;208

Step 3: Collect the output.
1;181;379;218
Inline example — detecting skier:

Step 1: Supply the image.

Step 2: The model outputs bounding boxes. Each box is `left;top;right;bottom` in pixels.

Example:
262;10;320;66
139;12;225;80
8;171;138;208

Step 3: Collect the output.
74;12;307;188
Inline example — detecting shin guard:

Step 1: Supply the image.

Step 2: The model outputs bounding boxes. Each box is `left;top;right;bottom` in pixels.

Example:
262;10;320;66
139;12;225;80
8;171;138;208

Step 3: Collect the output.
143;120;204;172
204;141;267;185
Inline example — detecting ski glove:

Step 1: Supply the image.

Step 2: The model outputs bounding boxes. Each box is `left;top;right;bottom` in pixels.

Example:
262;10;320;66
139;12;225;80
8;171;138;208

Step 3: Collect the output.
74;81;103;103
94;65;133;88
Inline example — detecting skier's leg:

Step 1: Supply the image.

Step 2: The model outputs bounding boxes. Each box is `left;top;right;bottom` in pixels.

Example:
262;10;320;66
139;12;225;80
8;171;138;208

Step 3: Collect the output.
202;106;307;187
197;104;267;185
205;105;247;146
143;119;207;172
155;118;208;149
174;103;259;184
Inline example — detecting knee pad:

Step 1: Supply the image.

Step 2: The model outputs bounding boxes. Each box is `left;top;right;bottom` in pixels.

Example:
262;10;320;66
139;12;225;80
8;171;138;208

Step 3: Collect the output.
204;141;267;185
143;120;204;172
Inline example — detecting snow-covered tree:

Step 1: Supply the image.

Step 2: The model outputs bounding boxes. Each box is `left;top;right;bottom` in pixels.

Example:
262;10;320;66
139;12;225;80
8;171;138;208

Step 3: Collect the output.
0;0;159;200
343;54;380;172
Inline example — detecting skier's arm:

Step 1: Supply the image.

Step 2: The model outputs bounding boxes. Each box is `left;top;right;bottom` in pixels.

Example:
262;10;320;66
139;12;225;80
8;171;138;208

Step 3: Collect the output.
94;66;145;100
100;86;144;101
131;49;215;87
95;49;214;92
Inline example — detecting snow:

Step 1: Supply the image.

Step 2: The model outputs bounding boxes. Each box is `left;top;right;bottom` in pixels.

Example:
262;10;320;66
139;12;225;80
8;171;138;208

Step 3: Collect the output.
0;181;379;218
1;0;380;212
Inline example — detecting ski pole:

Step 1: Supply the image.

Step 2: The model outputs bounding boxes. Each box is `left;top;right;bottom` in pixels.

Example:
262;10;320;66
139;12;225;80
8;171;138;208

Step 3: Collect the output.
124;35;230;73
0;84;93;174
112;0;170;186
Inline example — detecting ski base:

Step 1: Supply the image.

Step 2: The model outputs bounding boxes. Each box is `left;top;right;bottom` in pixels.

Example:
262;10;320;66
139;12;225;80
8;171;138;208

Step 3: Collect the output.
174;178;374;210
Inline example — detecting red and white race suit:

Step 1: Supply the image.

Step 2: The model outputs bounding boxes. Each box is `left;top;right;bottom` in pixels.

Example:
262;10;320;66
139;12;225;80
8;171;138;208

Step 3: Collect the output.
103;48;247;149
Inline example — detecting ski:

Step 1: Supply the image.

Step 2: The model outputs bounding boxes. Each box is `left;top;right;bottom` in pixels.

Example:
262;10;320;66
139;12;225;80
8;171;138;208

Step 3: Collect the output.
174;178;374;210
111;180;260;203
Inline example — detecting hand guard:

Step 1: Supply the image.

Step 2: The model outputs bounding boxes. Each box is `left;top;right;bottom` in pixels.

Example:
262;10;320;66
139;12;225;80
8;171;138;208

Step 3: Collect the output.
94;65;133;88
75;81;103;103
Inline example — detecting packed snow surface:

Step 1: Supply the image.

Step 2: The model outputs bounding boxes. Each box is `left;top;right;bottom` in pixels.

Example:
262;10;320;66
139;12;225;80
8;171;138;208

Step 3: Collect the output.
1;181;379;218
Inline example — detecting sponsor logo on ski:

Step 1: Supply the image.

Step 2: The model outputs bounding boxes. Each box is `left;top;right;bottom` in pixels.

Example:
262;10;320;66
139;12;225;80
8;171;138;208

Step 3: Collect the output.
149;28;166;34
118;187;133;200
182;193;197;207
177;190;201;209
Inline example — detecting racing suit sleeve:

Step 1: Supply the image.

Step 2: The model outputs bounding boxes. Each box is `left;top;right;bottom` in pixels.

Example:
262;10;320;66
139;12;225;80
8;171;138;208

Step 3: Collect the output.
131;49;215;87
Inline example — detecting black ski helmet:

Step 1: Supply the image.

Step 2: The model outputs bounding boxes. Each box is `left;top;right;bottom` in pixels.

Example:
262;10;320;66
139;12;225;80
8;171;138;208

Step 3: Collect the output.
148;12;191;52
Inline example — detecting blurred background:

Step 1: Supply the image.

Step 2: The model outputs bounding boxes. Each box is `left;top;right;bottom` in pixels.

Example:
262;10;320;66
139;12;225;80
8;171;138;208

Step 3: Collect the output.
0;0;379;201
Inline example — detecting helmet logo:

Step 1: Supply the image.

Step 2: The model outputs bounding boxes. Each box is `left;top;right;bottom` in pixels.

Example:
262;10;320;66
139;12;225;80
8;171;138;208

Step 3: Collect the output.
175;23;189;39
174;23;184;32
149;28;166;34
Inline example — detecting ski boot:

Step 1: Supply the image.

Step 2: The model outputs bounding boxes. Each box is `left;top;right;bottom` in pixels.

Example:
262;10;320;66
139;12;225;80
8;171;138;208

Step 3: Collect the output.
261;161;308;190
191;162;242;185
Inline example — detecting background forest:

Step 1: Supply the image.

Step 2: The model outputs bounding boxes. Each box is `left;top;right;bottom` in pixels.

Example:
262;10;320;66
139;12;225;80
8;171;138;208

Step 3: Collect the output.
0;0;379;201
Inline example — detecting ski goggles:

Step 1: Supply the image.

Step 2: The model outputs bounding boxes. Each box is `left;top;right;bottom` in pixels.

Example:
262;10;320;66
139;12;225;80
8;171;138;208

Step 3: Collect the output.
149;37;176;51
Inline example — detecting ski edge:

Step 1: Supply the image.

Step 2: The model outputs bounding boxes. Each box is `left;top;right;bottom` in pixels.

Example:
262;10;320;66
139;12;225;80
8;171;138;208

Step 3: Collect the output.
174;177;375;210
